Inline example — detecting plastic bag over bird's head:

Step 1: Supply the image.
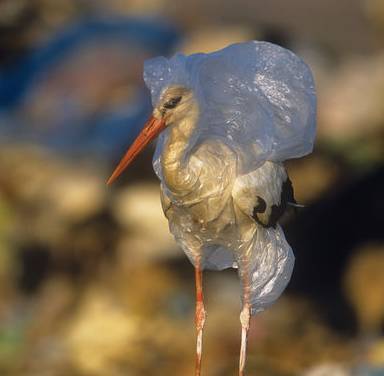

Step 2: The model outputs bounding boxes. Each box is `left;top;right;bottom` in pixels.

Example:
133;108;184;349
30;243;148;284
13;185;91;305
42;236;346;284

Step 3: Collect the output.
144;41;316;176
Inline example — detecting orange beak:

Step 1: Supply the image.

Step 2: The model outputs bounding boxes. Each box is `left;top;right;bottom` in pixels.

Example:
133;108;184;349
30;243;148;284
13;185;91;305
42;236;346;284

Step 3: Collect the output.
107;116;166;185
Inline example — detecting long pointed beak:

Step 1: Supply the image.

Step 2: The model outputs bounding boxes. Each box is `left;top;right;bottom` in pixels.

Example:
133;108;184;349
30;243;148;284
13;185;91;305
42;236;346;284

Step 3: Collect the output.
107;116;166;185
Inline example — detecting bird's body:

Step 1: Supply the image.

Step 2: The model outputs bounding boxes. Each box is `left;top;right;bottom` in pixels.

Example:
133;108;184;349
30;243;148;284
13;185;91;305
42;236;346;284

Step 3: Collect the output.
160;135;293;299
160;139;239;255
107;41;316;375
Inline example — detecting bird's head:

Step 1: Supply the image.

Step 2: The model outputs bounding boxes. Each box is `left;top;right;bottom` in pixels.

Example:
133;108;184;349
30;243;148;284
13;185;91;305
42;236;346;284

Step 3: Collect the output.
155;85;196;124
107;85;196;185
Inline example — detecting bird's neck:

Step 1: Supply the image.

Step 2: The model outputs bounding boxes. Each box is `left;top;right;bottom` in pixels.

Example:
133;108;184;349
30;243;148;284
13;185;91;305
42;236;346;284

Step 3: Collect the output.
161;114;198;193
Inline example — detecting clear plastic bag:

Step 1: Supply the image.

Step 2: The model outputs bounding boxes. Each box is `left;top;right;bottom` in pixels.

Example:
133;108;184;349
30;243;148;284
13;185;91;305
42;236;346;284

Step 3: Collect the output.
145;41;316;177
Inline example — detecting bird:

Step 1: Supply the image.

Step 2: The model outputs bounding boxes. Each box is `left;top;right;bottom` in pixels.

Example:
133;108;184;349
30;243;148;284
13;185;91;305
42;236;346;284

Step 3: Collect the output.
107;41;316;375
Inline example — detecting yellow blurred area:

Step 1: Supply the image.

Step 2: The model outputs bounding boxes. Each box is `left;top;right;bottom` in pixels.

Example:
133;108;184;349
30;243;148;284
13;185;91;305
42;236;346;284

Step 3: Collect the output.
0;1;383;375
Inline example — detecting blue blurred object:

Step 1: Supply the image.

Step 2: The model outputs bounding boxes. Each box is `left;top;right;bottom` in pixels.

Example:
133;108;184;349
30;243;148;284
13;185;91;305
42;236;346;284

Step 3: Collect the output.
0;17;180;157
354;365;384;376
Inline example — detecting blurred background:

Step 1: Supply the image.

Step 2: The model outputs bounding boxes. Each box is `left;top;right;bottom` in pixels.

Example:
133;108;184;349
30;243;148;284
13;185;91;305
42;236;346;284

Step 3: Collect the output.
0;0;383;375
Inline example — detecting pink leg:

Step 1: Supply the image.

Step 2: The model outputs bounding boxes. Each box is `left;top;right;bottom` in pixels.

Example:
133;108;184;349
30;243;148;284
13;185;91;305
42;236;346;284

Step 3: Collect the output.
239;273;251;376
195;263;206;376
239;303;251;376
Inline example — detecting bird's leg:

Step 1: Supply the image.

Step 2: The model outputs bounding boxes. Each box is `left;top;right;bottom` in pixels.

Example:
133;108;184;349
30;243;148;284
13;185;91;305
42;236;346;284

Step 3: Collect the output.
194;261;206;376
239;303;251;376
239;275;251;376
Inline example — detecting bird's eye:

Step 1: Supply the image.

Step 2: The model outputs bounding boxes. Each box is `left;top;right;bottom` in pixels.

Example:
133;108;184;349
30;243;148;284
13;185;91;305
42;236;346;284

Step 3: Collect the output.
163;96;182;110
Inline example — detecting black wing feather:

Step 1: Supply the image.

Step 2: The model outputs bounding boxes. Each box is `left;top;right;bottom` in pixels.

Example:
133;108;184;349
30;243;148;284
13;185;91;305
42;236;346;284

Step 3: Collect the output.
252;177;296;228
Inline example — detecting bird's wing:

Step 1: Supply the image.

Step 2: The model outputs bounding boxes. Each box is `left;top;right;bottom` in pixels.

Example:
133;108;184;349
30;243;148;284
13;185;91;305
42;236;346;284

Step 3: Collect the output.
232;161;295;228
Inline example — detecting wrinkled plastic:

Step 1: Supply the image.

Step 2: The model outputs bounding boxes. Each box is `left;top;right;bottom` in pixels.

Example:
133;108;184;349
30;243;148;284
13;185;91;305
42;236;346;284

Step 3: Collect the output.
143;41;316;313
236;224;295;314
145;41;316;176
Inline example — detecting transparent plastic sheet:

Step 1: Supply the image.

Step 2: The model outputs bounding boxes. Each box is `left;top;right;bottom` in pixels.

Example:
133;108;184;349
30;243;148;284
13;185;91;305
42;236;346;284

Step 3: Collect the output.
145;41;316;178
235;225;295;314
144;41;316;313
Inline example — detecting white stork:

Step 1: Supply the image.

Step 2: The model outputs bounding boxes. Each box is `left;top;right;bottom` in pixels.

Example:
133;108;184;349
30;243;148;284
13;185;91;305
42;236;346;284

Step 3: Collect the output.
108;41;316;375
